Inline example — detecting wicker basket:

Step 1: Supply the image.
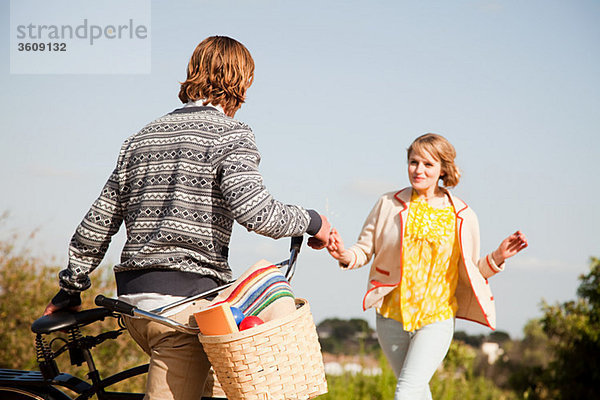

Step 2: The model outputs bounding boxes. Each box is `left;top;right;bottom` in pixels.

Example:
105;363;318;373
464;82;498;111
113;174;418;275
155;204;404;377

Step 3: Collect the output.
197;298;328;400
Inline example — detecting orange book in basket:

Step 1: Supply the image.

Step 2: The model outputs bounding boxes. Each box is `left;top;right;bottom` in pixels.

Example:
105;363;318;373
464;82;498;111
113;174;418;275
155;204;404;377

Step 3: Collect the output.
193;303;239;336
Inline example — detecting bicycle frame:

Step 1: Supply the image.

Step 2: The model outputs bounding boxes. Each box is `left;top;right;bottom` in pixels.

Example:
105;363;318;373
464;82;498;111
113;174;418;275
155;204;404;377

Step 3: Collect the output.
0;236;303;400
0;310;148;400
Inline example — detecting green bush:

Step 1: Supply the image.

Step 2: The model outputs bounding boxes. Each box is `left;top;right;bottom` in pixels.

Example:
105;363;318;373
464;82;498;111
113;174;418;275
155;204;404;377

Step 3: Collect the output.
320;353;396;400
0;231;148;392
319;344;516;400
537;257;600;399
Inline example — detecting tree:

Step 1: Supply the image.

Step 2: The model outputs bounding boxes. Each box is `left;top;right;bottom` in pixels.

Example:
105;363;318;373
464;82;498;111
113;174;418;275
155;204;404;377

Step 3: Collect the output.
487;330;511;344
495;319;552;398
453;330;485;348
316;318;379;355
539;257;600;399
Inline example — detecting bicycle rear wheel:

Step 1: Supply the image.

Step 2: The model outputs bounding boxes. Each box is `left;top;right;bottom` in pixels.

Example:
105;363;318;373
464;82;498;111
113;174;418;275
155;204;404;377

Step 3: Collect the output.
0;385;69;400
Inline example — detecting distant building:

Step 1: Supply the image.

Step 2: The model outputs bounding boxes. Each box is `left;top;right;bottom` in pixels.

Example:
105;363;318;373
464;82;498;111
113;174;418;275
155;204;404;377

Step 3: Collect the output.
322;353;382;376
481;342;504;364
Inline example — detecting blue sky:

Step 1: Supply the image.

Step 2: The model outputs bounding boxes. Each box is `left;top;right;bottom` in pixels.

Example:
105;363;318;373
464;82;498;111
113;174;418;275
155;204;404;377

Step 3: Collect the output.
1;0;599;338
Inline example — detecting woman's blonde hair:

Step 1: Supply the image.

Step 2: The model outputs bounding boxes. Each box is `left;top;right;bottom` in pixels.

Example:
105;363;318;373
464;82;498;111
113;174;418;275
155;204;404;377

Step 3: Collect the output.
407;133;461;187
178;36;255;117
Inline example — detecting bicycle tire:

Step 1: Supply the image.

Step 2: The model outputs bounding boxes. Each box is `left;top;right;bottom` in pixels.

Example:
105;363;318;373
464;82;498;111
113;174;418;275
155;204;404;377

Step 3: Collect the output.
0;385;69;400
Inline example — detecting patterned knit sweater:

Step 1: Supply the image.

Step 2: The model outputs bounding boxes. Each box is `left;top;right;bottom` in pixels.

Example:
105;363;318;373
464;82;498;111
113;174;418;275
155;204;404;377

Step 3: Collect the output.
58;106;317;298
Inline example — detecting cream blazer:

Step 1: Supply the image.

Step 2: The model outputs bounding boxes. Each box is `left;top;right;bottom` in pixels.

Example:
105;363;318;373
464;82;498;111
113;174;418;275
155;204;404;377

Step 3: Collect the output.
341;187;504;330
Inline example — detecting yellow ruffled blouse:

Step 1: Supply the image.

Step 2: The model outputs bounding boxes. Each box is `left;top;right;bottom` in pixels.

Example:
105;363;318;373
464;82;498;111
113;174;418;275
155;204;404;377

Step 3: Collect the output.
379;191;460;332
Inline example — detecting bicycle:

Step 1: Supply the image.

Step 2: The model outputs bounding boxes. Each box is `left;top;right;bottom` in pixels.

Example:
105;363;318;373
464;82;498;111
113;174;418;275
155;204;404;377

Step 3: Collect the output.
0;237;304;400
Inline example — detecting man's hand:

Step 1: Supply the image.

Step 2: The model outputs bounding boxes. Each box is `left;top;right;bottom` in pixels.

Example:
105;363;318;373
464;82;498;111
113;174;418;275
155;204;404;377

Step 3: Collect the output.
307;215;331;249
43;301;82;316
43;290;83;316
43;301;61;316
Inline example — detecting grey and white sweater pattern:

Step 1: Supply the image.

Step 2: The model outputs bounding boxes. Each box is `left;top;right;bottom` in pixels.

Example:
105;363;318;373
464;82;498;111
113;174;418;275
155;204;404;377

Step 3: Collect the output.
59;107;312;295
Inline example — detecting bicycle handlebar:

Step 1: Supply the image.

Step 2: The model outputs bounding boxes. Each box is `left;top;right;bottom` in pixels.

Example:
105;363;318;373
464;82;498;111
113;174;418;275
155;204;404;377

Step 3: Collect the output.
92;295;199;334
94;295;135;316
290;235;302;253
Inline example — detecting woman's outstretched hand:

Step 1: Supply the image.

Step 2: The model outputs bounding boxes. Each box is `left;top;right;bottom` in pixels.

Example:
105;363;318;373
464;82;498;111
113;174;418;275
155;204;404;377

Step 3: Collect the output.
492;230;528;266
326;228;353;265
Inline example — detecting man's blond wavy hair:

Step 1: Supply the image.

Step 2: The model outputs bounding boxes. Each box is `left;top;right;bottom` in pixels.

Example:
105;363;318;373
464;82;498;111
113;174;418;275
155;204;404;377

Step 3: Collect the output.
178;36;254;117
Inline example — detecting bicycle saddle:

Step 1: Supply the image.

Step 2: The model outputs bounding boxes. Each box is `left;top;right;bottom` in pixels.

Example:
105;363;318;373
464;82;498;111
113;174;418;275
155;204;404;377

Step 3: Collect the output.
31;308;114;334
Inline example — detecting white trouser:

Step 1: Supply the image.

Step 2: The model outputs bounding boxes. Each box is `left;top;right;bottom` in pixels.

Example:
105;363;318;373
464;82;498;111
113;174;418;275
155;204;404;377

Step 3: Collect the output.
376;314;454;400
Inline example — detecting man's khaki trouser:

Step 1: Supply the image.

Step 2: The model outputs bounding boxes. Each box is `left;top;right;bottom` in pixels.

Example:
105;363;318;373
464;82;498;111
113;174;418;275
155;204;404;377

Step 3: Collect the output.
123;299;225;400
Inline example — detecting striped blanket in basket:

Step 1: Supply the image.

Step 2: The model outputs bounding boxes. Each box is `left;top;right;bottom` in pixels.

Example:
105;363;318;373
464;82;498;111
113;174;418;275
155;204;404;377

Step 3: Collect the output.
210;260;296;322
